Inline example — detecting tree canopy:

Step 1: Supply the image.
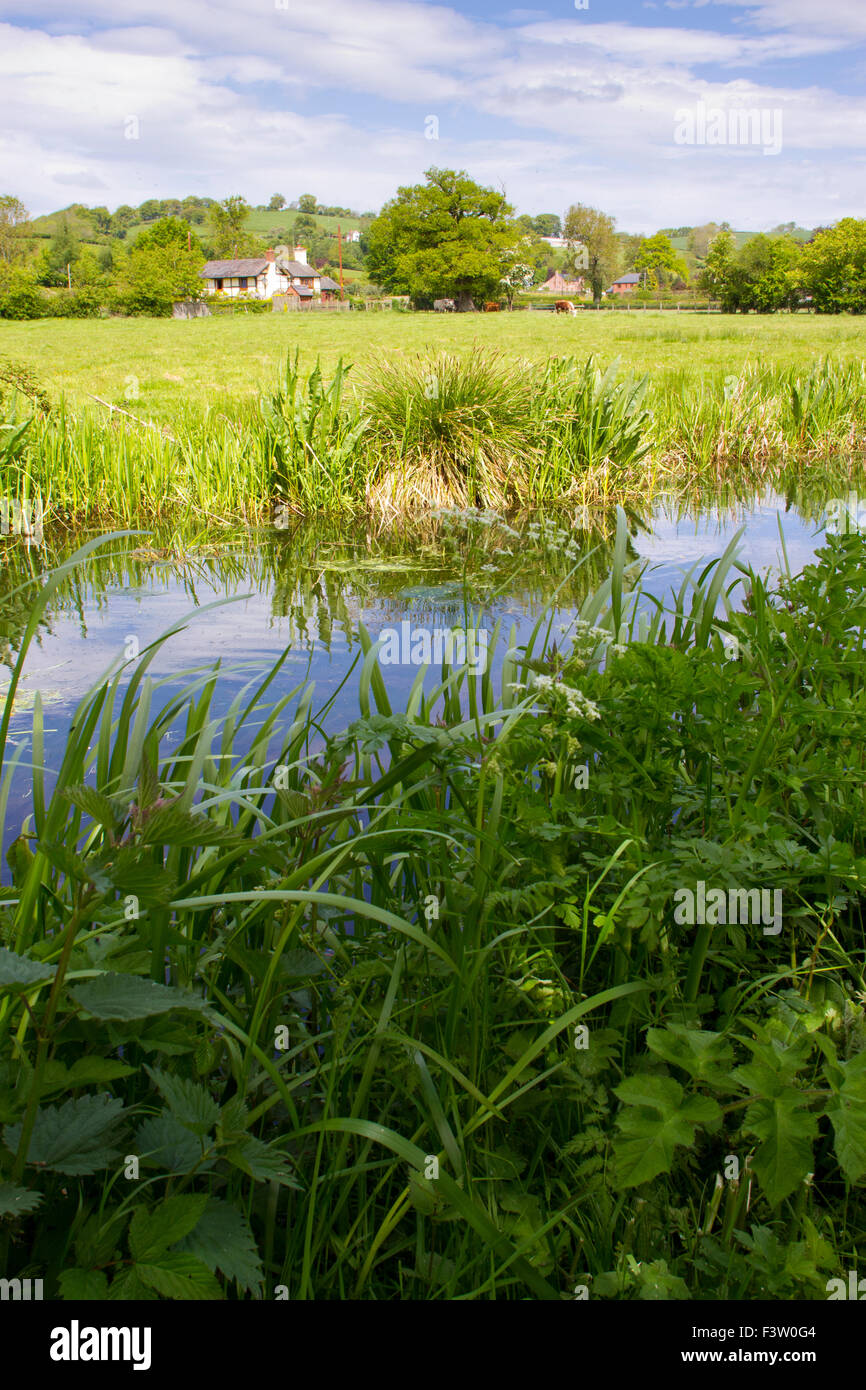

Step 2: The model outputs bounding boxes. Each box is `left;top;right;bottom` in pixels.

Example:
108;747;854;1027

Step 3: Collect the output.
563;204;620;302
365;168;520;310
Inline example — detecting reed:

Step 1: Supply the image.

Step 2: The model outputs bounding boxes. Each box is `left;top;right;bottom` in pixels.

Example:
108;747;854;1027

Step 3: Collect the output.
1;351;864;527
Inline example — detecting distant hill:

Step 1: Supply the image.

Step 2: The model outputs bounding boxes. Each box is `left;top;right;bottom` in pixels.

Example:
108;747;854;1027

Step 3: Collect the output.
668;226;814;252
27;206;109;245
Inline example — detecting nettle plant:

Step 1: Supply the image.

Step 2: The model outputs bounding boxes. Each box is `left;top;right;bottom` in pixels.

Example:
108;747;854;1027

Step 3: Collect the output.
0;762;303;1297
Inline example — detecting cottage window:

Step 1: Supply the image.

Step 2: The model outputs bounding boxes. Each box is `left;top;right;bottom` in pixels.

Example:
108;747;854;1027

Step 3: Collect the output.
238;277;248;290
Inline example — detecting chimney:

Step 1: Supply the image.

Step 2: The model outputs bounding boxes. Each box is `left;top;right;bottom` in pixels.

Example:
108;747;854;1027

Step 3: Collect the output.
265;248;275;263
294;244;308;265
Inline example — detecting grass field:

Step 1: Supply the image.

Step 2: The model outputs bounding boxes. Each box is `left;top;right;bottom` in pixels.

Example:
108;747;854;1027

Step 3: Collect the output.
3;312;865;419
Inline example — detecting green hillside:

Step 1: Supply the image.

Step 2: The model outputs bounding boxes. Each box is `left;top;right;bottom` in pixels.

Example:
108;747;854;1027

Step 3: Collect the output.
124;208;370;244
27;206;109;245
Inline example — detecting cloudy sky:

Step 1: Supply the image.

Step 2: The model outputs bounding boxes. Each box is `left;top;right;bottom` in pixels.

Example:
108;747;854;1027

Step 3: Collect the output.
1;0;864;230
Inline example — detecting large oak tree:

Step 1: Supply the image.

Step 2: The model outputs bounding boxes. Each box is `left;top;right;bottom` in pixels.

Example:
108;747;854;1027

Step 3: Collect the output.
365;168;520;310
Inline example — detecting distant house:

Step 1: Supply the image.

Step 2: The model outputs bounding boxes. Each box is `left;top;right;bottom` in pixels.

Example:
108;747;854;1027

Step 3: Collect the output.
609;273;642;295
343;229;361;243
539;236;569;249
201;244;328;299
275;245;322;295
200;255;276;298
538;270;586;295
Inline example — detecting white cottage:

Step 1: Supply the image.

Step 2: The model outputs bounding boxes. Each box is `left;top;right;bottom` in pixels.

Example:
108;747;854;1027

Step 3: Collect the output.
201;245;324;299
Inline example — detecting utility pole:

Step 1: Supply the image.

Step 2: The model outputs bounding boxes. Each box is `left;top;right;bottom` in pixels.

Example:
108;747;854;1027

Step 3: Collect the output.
337;223;344;299
67;262;71;290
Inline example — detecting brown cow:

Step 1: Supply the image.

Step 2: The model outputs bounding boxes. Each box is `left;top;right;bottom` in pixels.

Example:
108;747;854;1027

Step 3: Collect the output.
484;301;502;312
555;299;577;315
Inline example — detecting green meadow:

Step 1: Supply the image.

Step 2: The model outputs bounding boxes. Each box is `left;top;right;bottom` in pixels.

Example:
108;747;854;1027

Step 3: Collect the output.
3;310;865;419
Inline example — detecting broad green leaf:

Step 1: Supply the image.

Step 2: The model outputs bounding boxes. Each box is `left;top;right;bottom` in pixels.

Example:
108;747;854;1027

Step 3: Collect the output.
279;948;326;978
102;851;177;905
64;784;122;830
0;946;56;991
58;1268;110;1300
70;973;207;1021
144;1066;220;1134
744;1096;818;1205
613;1074;721;1189
3;1094;126;1175
135;1113;206;1173
175;1198;264;1295
826;1052;866;1184
40;1057;135;1097
0;1182;43;1215
106;1266;159;1300
224;1134;301;1187
139;805;238;848
646;1026;734;1084
135;1253;223;1300
129;1194;208;1262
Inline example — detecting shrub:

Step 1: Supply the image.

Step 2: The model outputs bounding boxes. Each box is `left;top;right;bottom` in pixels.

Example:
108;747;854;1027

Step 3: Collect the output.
0;283;46;320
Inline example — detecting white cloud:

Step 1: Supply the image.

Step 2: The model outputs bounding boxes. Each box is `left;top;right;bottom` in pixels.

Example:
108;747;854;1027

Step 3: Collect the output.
0;0;864;227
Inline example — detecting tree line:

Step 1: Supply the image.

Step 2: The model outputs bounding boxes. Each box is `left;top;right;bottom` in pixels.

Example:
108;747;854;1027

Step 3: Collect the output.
1;175;864;318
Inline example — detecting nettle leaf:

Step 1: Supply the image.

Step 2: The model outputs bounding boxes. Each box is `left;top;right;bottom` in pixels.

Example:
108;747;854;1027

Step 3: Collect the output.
64;784;122;831
135;1253;223;1300
69;973;208;1021
129;1194;208;1262
3;1094;125;1175
144;1066;220;1135
826;1052;866;1184
0;947;56;991
613;1074;721;1189
102;851;177;906
106;1267;159;1301
646;1026;734;1085
58;1268;110;1301
0;1182;43;1216
175;1198;264;1295
280;948;326;978
224;1134;301;1188
40;1057;135;1097
139;805;239;848
744;1096;818;1205
135;1113;207;1173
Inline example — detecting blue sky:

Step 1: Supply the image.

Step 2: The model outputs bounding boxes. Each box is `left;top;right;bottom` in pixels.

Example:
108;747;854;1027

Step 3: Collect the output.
1;0;864;230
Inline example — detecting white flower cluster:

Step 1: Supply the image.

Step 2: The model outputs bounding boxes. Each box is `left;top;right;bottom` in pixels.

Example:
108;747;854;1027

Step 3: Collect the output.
530;673;600;721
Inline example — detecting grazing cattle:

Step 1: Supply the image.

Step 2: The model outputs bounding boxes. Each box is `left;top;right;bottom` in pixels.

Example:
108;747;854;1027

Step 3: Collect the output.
484;301;501;312
433;298;456;312
555;299;577;315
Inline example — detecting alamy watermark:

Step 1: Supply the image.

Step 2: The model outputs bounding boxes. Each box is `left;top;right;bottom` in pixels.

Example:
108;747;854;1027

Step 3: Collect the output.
378;621;489;675
673;880;782;935
674;102;783;157
1;496;43;545
826;493;866;535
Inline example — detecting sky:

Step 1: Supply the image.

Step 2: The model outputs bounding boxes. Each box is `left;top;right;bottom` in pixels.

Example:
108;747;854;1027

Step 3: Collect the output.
1;0;864;231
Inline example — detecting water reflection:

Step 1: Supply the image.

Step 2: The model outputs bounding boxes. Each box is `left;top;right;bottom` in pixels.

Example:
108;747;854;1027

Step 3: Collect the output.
0;486;837;841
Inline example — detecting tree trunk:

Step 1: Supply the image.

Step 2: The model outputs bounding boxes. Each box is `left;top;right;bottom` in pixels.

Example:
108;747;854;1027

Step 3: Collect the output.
454;291;476;312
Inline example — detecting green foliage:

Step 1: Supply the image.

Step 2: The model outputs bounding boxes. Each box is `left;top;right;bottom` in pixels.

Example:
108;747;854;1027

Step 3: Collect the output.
800;218;866;313
366;168;520;308
0;524;864;1300
116;216;205;315
208;195;260;260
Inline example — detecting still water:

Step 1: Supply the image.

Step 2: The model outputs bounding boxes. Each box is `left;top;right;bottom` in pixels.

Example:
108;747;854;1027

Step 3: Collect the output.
0;490;833;842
